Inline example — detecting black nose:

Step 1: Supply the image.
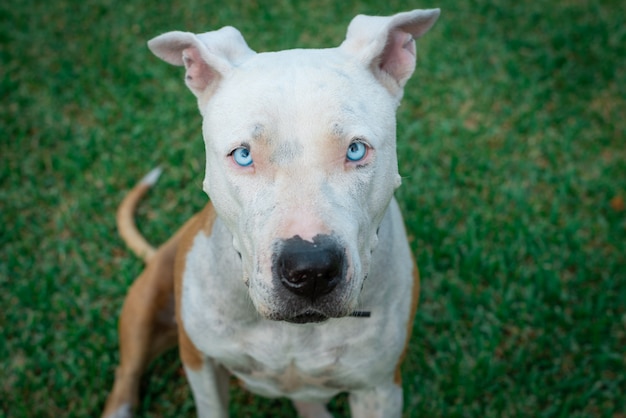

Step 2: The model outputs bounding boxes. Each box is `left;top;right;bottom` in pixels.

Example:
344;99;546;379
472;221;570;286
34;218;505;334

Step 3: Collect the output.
274;235;345;301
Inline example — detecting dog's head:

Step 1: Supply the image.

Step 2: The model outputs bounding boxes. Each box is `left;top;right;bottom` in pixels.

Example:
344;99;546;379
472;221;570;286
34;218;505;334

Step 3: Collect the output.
149;10;439;323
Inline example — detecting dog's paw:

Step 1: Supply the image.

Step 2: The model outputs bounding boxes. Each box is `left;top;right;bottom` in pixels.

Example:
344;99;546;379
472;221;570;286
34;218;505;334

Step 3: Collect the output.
103;403;132;418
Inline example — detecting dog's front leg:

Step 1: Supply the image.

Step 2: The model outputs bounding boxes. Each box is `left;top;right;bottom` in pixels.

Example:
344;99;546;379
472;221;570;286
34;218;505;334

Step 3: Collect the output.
184;357;230;418
348;383;403;418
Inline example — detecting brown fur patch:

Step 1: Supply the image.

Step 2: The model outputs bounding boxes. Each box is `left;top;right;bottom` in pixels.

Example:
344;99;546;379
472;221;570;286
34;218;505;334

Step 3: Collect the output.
103;215;184;416
117;182;158;261
394;256;420;385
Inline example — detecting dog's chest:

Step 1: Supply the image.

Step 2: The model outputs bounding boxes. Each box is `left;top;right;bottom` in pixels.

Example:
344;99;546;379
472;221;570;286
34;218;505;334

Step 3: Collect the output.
199;318;379;399
223;342;355;399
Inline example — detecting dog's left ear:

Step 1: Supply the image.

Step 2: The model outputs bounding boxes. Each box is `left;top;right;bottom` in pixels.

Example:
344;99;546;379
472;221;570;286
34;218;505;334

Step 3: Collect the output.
148;26;256;102
340;9;440;100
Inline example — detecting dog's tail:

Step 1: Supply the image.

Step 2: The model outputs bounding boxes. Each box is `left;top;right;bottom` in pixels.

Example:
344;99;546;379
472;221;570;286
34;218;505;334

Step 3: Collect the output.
116;167;162;262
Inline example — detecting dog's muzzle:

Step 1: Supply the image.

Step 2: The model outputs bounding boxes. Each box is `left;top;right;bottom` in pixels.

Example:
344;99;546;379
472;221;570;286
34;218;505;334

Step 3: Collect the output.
272;234;347;323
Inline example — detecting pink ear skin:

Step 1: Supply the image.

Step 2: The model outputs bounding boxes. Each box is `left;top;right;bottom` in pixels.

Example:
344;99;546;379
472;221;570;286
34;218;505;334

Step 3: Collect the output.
379;31;417;87
182;47;218;95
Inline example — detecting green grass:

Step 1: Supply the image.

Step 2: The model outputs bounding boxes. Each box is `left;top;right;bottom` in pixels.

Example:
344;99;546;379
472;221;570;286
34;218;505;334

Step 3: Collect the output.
1;0;625;416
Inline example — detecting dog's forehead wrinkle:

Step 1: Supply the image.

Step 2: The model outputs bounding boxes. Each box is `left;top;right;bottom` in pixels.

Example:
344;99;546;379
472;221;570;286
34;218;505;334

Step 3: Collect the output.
209;65;392;153
331;122;344;136
269;139;303;165
251;123;265;139
244;122;274;148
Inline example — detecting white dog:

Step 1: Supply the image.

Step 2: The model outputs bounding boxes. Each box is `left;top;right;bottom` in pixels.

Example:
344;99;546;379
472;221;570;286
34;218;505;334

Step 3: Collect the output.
103;8;440;418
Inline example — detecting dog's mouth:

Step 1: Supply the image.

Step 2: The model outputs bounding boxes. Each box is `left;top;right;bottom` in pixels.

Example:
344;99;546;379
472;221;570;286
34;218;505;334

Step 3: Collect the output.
282;310;371;324
284;311;329;324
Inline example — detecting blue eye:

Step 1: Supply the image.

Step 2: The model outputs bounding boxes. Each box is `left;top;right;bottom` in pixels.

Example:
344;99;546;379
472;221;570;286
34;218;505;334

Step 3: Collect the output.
232;147;253;167
346;141;367;162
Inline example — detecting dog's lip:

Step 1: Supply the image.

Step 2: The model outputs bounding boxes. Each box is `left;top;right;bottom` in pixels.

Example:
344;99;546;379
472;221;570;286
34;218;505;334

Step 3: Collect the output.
284;311;329;324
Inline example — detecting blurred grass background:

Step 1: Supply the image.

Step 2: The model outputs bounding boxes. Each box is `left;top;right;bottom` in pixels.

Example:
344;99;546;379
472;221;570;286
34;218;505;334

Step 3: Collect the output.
1;0;625;417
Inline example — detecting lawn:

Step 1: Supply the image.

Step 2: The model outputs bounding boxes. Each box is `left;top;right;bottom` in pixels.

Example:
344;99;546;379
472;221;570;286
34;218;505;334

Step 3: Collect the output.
1;0;625;417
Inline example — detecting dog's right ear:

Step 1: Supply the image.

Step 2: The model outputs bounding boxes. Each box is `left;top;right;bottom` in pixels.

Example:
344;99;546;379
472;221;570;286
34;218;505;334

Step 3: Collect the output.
148;27;255;99
340;9;440;101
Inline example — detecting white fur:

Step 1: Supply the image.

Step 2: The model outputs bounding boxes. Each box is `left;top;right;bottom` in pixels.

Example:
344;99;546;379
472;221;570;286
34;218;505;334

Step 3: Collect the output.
184;363;230;418
139;166;162;186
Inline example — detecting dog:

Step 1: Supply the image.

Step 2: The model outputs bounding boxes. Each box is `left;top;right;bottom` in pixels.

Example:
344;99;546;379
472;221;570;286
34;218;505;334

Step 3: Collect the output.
102;8;440;418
